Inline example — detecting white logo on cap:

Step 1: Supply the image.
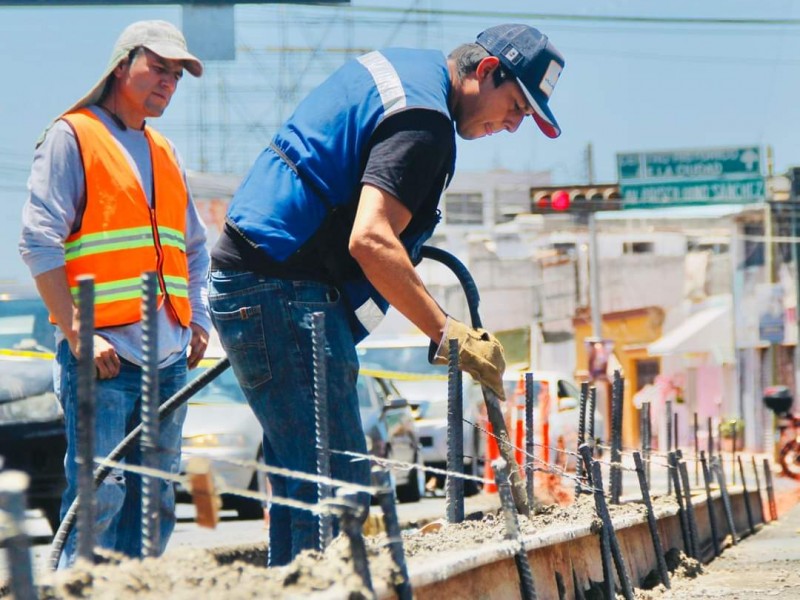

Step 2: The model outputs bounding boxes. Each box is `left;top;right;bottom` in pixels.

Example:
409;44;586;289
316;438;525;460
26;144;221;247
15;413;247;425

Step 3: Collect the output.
504;47;520;63
539;60;562;98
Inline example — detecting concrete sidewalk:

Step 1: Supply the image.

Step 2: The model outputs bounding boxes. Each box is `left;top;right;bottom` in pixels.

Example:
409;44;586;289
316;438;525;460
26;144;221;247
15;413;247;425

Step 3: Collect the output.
655;500;800;599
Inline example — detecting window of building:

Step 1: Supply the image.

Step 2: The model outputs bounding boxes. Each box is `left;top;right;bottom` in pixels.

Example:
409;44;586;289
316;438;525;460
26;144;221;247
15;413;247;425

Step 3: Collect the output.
623;241;654;254
444;192;483;225
636;359;660;388
743;223;765;268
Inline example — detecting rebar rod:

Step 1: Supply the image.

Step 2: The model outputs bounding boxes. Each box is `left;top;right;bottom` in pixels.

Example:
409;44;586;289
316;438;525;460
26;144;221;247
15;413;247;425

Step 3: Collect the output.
494;458;537;600
525;372;535;510
76;275;96;564
700;451;721;557
140;272;160;558
712;456;738;545
633;452;670;588
446;338;464;524
311;312;333;551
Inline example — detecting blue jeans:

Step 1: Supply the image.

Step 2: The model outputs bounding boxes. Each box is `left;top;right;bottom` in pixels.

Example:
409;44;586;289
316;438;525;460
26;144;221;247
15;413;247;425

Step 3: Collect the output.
55;341;188;568
208;270;370;566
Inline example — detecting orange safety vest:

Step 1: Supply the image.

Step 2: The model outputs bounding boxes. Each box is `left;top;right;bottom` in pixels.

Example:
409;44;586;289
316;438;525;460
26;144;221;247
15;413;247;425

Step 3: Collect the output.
59;108;192;328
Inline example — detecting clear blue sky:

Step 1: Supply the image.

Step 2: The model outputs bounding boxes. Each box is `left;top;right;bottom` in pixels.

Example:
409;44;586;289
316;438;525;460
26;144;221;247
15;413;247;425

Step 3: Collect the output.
3;1;800;282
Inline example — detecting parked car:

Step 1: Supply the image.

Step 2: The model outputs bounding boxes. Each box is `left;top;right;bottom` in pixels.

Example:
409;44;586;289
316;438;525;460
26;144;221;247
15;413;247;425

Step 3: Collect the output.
357;336;606;482
358;366;424;503
178;343;424;515
356;336;483;495
178;353;267;519
0;291;65;532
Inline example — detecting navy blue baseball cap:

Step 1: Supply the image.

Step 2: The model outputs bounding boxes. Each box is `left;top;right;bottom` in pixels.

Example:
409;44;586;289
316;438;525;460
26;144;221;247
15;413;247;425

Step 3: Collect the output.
476;24;565;138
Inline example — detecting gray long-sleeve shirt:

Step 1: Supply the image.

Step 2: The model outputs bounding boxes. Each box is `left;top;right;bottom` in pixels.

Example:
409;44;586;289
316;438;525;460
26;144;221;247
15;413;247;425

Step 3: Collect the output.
19;106;211;367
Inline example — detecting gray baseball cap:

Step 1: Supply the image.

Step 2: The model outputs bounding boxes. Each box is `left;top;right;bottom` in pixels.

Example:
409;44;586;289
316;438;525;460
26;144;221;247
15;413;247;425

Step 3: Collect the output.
64;20;203;115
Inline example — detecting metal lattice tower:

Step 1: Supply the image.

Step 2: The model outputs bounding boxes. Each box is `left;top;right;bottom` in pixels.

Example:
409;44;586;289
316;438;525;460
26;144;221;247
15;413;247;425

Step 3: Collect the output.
178;1;443;175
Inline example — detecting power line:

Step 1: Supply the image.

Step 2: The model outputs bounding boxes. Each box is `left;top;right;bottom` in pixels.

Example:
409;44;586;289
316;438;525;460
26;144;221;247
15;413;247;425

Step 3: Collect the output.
349;5;800;27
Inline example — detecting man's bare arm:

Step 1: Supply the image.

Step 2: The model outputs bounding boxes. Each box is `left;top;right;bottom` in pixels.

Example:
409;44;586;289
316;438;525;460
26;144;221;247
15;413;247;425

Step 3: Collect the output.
349;184;447;343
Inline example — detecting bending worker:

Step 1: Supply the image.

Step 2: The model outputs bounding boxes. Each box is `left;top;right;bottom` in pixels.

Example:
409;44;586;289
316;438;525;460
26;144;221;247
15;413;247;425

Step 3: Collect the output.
208;23;565;566
19;21;210;567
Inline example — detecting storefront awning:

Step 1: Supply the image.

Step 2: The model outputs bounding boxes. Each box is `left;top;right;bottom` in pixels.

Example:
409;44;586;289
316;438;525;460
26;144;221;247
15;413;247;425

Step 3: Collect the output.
648;301;734;364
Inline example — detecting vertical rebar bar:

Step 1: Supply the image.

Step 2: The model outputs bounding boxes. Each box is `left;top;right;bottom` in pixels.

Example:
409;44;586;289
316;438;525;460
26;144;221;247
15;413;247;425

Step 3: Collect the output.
666;400;673;495
589;459;634;600
731;420;737;486
712;456;739;545
446;338;464;524
693;412;700;487
752;455;766;525
737;456;755;535
642;400;652;486
673;411;679;455
610;370;623;504
525;372;535;511
373;468;411;600
700;451;721;557
494;458;537;600
0;471;36;600
76;275;96;563
311;312;333;551
587;386;597;447
677;451;700;560
668;451;691;557
763;458;778;521
707;416;714;463
335;495;374;596
140;272;160;558
578;446;613;598
576;381;589;496
632;452;670;589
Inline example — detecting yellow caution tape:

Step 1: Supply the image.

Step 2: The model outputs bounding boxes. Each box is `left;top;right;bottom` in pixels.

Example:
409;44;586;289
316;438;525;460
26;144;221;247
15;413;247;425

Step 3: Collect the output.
358;367;447;382
0;348;55;360
196;357;447;383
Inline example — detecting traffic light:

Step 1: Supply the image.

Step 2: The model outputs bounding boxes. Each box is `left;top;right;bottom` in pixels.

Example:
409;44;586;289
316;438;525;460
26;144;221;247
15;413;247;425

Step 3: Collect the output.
530;184;621;214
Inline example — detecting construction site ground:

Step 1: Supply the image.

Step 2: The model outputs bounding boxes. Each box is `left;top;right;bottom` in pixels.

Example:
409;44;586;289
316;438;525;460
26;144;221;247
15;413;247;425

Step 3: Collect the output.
4;452;800;598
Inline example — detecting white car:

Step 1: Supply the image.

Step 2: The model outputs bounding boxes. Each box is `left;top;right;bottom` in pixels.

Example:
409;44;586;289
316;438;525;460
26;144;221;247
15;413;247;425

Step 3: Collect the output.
357;336;605;485
179;353;267;518
357;336;485;496
178;338;424;516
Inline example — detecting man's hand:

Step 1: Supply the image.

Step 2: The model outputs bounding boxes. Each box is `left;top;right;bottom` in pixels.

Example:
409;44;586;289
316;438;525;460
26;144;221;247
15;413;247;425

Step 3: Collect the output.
431;317;506;398
69;334;121;380
187;323;209;370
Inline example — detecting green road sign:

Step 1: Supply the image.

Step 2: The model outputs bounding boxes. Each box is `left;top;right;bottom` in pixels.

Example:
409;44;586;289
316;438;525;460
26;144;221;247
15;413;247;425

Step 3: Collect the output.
620;177;764;206
618;146;760;181
617;146;763;207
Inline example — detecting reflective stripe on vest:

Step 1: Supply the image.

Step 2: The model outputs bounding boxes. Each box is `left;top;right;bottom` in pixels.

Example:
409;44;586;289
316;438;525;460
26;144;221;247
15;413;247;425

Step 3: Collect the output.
61;109;192;328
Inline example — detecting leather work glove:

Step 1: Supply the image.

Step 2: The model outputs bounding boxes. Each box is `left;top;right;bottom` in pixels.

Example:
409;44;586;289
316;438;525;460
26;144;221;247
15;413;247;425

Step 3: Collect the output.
429;316;506;399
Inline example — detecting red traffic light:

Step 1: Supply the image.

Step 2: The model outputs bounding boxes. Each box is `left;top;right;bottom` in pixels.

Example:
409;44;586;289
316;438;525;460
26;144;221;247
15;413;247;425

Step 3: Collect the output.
552;190;571;211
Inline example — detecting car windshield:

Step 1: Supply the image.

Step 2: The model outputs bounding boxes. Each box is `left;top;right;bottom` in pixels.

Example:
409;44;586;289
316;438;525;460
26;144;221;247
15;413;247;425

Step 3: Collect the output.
187;365;248;405
357;344;445;376
500;377;541;408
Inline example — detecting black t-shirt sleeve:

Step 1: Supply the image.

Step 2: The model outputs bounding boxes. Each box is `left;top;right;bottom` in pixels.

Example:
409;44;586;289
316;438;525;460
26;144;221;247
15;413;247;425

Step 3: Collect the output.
361;108;454;215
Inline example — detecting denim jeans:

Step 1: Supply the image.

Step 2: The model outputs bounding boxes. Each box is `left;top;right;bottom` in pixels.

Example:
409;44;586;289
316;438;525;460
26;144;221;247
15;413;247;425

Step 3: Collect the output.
55;340;188;568
208;270;370;566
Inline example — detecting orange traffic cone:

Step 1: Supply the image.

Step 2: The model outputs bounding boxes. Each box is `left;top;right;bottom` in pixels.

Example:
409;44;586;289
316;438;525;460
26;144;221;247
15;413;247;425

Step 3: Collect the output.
485;422;499;493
